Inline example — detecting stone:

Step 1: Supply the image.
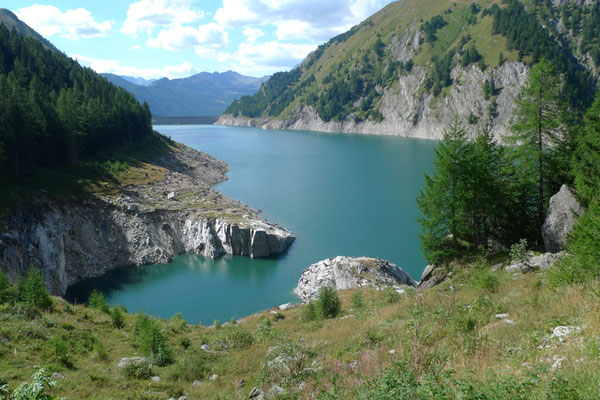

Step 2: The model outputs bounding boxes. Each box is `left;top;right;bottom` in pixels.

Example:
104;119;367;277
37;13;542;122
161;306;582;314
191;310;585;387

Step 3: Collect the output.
209;374;218;380
417;264;447;289
278;303;296;311
126;204;138;212
118;357;148;369
178;397;188;400
52;372;64;379
295;256;416;302
150;376;161;382
550;325;582;342
270;385;285;396
167;192;176;200
388;349;396;355
495;314;509;319
506;252;564;273
542;185;584;253
249;387;265;399
193;380;202;386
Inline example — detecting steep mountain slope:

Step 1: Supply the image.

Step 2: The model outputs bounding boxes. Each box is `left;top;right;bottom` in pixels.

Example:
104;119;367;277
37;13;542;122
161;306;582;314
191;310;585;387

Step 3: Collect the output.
0;8;57;51
103;71;268;117
218;0;598;139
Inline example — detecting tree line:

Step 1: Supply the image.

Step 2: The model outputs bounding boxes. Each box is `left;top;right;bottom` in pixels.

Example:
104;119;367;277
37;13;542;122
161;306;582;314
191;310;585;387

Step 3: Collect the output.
417;58;600;285
0;25;153;178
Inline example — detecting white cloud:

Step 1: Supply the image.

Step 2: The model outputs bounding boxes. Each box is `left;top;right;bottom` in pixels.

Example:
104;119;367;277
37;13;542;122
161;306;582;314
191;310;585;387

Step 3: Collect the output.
243;27;264;44
146;23;228;51
215;0;391;42
224;41;316;75
122;0;203;36
73;55;199;79
17;5;112;39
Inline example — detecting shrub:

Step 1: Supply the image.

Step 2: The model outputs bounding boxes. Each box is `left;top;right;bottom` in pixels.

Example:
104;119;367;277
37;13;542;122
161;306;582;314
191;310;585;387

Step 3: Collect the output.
49;337;71;367
169;353;210;382
1;367;65;400
509;239;528;263
470;267;499;292
0;270;10;304
209;326;254;351
260;340;311;384
351;291;366;310
316;287;341;319
180;337;191;349
256;316;280;341
381;287;401;304
110;306;125;329
88;290;110;313
134;313;174;366
169;313;187;333
272;312;285;321
19;266;52;310
122;361;152;380
300;301;317;322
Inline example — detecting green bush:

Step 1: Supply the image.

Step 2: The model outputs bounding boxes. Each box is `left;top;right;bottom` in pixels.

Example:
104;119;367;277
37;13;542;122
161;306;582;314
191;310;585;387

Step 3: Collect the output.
49;337;71;367
110;306;125;329
209;326;254;351
509;239;528;263
381;287;401;304
0;270;11;304
134;313;174;366
300;301;317;322
88;290;109;313
316;287;341;319
256;316;280;341
19;266;52;310
169;313;187;333
169;353;210;382
351;291;366;310
0;367;65;400
549;200;600;286
122;361;152;380
470;267;499;292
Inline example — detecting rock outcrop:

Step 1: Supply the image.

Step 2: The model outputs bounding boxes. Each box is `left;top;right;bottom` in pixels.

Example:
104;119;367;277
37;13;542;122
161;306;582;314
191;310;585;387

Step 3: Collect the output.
542;185;584;253
506;252;565;273
0;145;294;296
294;256;416;302
217;62;529;142
417;264;448;290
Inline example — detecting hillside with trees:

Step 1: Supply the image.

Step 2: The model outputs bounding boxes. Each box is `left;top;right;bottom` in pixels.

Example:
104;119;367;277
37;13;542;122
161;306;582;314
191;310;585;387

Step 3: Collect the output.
220;0;598;138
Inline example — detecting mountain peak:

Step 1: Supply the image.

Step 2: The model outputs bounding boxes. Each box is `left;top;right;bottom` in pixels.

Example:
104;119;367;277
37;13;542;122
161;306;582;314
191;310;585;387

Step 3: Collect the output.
0;8;57;51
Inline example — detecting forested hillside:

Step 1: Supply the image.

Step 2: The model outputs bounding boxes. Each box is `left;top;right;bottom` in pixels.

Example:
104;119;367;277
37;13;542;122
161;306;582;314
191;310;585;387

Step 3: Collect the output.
221;0;598;138
0;23;153;179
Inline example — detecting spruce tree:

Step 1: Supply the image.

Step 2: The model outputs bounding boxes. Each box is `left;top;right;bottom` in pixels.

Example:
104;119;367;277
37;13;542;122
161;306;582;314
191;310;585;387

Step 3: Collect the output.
574;93;600;205
506;59;565;244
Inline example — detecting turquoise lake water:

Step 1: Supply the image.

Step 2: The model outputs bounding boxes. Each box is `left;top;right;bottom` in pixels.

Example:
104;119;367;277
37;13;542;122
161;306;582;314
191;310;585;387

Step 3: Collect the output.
66;125;438;324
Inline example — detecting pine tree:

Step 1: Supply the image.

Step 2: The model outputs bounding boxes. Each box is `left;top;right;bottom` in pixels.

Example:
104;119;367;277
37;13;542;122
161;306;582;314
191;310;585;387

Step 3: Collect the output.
506;59;565;244
574;93;600;205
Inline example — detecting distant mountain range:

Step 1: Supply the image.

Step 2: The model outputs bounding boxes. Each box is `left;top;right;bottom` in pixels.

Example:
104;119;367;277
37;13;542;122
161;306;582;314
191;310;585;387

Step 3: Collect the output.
102;71;269;117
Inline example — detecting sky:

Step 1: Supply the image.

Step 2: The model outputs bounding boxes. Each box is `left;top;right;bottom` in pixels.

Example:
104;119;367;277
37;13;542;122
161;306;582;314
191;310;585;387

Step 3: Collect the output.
3;0;393;79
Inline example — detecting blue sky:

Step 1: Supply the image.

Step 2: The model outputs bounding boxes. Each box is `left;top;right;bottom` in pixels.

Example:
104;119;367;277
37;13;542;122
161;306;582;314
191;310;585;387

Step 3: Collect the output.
3;0;392;79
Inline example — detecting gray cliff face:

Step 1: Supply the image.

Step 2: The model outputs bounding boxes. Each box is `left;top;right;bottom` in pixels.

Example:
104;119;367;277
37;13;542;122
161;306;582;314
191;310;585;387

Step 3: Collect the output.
0;202;294;296
216;61;529;140
0;145;294;296
294;256;416;302
542;185;584;253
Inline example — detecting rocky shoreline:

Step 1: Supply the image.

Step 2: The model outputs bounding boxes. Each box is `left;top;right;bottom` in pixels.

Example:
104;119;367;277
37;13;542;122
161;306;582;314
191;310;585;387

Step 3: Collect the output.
0;144;295;296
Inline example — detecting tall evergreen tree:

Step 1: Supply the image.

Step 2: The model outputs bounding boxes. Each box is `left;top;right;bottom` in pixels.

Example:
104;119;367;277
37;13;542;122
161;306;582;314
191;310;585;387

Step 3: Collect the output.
506;59;565;244
574;93;600;205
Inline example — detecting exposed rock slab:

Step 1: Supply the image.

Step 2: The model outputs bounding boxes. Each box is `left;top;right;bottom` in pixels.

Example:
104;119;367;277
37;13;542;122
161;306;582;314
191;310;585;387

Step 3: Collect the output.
542;185;584;253
506;252;565;273
0;145;294;295
294;256;416;302
417;264;448;290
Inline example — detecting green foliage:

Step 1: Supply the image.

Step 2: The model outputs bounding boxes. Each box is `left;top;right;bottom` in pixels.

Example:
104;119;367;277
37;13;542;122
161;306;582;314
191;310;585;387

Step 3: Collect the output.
549;199;600;286
121;361;152;380
110;306;125;329
425;50;455;97
460;46;482;67
169;353;209;382
381;287;400;304
0;26;153;180
422;15;447;43
49;337;71;367
260;340;311;384
0;270;10;304
134;313;174;366
0;367;65;400
19;267;51;310
315;287;342;319
574;93;600;206
169;313;187;333
208;326;254;351
300;301;317;322
351;291;366;310
256;316;281;341
87;290;109;314
470;267;499;293
509;239;529;263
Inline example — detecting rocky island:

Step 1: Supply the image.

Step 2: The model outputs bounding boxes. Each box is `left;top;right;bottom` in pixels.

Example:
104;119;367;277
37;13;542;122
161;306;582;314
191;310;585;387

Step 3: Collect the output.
0;143;295;296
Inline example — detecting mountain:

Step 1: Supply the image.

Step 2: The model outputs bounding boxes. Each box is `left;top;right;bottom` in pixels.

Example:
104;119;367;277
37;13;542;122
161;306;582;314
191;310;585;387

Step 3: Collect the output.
102;71;268;117
219;0;599;139
120;75;156;86
0;8;57;51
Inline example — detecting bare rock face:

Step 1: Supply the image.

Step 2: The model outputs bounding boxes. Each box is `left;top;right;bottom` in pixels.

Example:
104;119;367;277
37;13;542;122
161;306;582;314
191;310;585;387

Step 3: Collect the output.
542;185;584;253
417;264;447;290
506;252;565;273
294;256;416;302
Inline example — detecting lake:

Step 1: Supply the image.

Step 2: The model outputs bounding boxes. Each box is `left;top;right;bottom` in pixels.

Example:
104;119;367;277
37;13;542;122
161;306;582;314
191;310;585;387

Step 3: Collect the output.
66;125;438;324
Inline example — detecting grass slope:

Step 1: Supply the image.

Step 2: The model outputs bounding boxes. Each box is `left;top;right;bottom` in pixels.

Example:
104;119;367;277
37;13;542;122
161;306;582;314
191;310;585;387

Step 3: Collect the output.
1;260;598;399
